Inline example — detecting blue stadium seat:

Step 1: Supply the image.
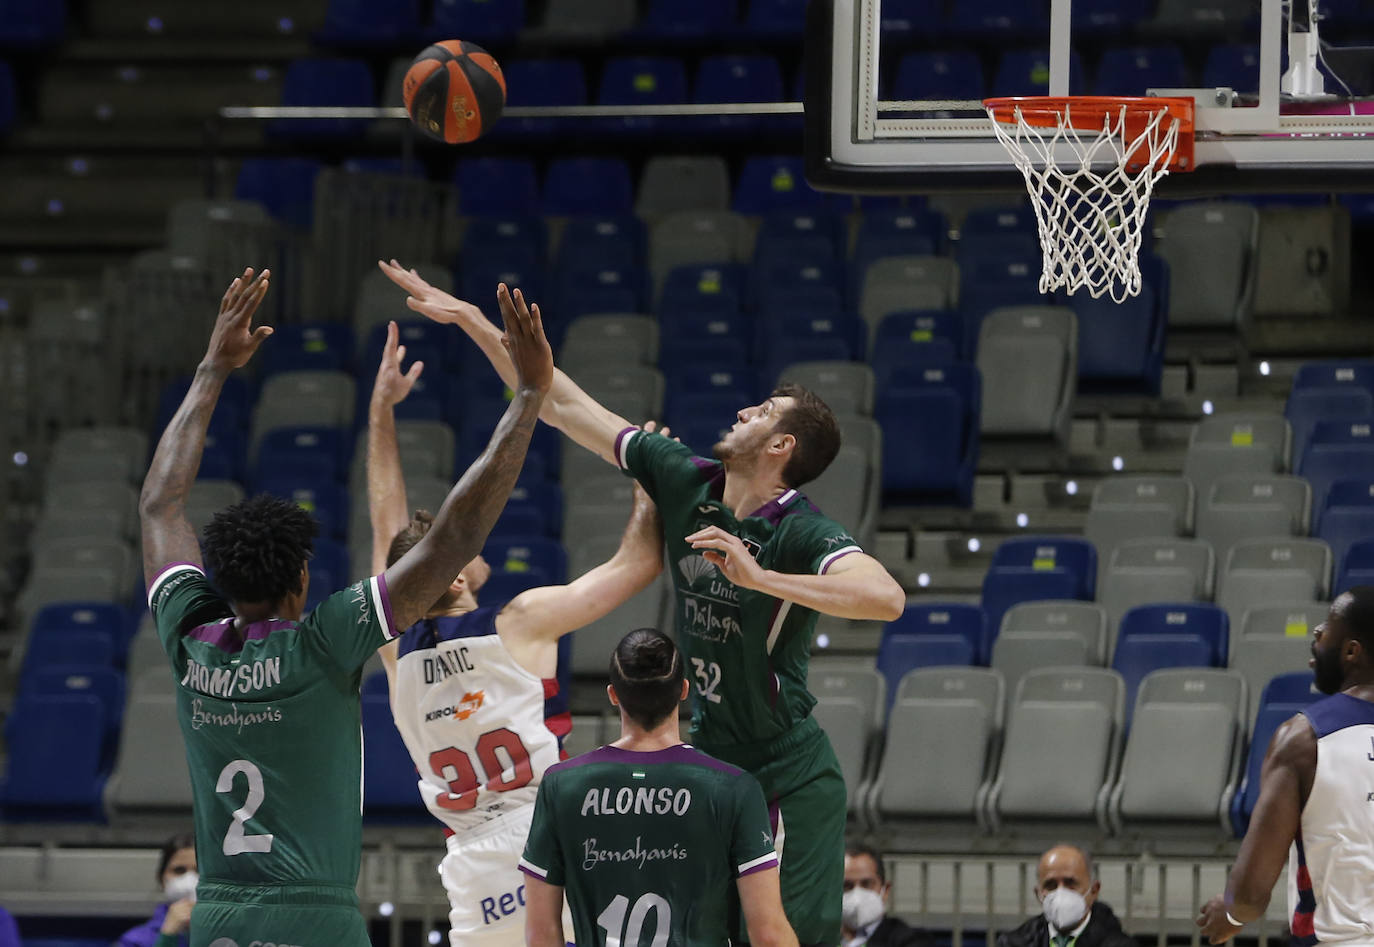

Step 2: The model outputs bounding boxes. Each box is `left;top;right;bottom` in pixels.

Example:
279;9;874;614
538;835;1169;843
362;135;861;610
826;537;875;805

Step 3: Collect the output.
463;215;548;264
29;602;130;653
753;258;845;320
991;48;1087;96
500;481;564;538
1231;672;1318;835
0;694;107;818
744;0;808;38
458;257;545;325
0;60;14;137
759;311;862;380
360;320;456;379
668;391;743;454
1336;538;1374;594
660;311;751;360
1292;360;1374;396
1073;0;1151;33
753;209;845;265
157;375;250;439
458;397;561;478
306;539;350;609
638;0;737;40
557;215;644;272
259;323;352;377
429;0;526;43
1072;260;1167;394
871;314;960;385
24;630;116;674
1112;604;1229;721
544;158;634;216
456;158;539;217
665;362;755;414
497;59;587;140
484;537;568;585
876;362;979;507
946;0;1047;36
1093;45;1189;97
254;427;347;484
981;537;1097;635
878;0;944;37
272;59;376;140
256;476;349;541
958;205;1040;259
361;693;425;818
484;570;548;601
1289;387;1374;460
553;262;646;319
694;56;786;134
340;156;427;178
878;603;986;712
1203;44;1260;92
0;0;66;48
959;255;1047;356
362;670;390;697
891;51;985;100
734;156;824;213
659;263;746;316
199;431;245;482
1316;486;1374;578
25;667;125;748
317;0;421;46
597;56;689;136
853;209;946;282
1301;442;1374;515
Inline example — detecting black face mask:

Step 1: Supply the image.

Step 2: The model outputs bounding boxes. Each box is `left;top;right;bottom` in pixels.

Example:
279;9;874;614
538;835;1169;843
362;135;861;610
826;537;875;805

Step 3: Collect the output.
1313;642;1345;696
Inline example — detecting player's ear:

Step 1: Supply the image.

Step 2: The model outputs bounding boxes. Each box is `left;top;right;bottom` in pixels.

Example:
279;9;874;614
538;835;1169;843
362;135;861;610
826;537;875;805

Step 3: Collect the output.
679;678;689;701
769;432;796;458
606;684;620;707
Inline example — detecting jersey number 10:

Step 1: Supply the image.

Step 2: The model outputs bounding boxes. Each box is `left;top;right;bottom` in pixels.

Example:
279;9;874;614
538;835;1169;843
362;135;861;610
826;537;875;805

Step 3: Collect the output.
598;892;671;947
429;727;534;811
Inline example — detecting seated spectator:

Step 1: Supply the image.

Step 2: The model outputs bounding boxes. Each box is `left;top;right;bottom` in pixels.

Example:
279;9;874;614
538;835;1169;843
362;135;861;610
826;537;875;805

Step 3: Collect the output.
843;843;934;947
117;832;196;947
997;845;1134;947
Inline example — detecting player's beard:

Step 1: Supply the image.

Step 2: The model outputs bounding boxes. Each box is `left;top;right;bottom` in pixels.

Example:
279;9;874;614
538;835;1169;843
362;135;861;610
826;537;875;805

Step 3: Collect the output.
1312;643;1345;695
713;424;769;468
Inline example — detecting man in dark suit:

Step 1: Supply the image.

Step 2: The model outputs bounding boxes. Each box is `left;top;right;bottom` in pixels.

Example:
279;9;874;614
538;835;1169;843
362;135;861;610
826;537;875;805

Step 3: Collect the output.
842;845;933;947
997;846;1136;947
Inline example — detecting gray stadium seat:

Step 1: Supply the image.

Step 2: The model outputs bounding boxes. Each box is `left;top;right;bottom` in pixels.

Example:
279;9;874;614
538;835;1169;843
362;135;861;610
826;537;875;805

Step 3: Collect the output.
812;697;870;809
166;198;272;261
635;156;731;218
807;664;886;730
858;256;959;341
991;633;1096;693
46;426;148;486
869;667;1003;825
976;306;1077;442
40;481;139;541
126;626;169;680
776;361;876;417
39;65;283;130
987;667;1123;829
250;370;355;450
1098;538;1216;648
27;299;114;433
1083;476;1194;575
532;0;637;42
30;537;137;598
1183;413;1291;500
569;365;665;421
105;669;193;819
801;445;872;547
352;263;453;335
1196;475;1310;564
349;419;457;492
185;479;245;535
998;600;1108;663
1217;538;1332;629
563;476;637;541
17;567;123;627
1155;202;1259;327
1232;602;1330;724
1110;668;1245;833
563;715;608;759
648;211;751;292
568;536;669;675
562;315;659;365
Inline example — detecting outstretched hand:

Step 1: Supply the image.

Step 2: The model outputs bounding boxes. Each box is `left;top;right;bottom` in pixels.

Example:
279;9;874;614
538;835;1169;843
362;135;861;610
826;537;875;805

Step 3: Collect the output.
203;267;272;373
497;283;553;395
372;320;424;408
378;259;479;328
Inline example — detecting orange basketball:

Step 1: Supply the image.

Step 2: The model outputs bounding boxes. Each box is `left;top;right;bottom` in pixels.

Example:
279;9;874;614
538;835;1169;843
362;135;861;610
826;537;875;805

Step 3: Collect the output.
403;40;506;144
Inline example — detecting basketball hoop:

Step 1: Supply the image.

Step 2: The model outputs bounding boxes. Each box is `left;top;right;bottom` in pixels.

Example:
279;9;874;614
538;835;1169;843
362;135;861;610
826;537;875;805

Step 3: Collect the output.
983;96;1196;302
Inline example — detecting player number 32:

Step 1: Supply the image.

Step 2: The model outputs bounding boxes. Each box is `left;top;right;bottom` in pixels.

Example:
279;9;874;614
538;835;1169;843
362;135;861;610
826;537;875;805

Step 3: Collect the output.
691;658;723;704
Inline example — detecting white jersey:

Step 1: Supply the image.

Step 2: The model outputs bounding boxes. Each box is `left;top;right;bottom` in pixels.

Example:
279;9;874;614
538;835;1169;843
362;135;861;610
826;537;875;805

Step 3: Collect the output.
1287;693;1374;947
391;604;567;834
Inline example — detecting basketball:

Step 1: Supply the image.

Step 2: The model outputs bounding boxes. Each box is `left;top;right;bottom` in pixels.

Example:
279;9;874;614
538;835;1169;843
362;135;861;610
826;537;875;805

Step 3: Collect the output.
402;40;506;145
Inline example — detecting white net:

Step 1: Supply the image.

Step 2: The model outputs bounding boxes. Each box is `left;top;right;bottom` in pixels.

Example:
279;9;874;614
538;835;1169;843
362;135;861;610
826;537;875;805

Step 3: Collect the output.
986;99;1182;302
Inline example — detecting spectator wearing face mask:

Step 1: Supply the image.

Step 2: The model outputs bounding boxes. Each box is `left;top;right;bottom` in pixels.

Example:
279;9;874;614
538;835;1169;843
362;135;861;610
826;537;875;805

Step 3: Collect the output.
842;845;933;947
998;845;1135;947
118;832;197;947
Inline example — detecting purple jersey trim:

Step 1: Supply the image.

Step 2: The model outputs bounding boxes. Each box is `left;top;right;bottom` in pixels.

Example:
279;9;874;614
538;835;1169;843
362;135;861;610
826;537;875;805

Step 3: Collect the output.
186;618;295;654
737;853;780;877
550;743;745;777
818;547;862;574
146;561;204;602
615;426;638;469
374;572;397;641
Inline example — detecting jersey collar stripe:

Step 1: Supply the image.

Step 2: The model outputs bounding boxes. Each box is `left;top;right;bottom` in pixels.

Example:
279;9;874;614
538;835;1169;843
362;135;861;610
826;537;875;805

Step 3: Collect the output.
818;545;862;575
147;562;204;607
737;852;780;876
765;601;793;654
517;857;548;879
615;425;638;469
370;574;397;641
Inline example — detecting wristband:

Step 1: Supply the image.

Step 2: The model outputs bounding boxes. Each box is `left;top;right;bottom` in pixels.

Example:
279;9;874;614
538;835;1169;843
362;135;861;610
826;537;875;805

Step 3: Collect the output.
1225;911;1244;928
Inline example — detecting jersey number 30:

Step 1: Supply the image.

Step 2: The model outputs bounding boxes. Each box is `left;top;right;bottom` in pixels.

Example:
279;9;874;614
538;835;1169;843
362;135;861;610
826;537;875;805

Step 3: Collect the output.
216;759;275;856
429;727;533;811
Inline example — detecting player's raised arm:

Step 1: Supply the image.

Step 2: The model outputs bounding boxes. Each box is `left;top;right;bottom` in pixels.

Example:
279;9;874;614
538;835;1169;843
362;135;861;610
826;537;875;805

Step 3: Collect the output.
378;259;630;464
382;281;552;632
498;475;664;643
366;320;425;689
140;268;273;588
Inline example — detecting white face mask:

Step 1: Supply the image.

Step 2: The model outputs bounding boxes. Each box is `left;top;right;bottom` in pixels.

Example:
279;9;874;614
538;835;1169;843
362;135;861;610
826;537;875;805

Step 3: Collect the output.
1041;887;1088;931
164;870;198;903
842;886;885;932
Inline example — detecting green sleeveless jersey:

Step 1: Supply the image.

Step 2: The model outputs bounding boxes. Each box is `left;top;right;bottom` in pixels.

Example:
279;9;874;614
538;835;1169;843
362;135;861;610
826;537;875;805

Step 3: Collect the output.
148;562;397;891
519;743;779;946
614;427;863;750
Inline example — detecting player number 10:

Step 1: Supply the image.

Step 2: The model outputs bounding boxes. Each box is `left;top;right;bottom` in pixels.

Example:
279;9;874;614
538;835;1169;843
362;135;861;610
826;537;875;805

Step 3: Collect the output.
597;892;671;947
691;658;723;703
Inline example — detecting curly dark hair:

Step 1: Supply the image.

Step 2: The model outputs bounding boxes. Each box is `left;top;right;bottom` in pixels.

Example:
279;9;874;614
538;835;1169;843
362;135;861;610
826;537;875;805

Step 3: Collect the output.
609;628;684;730
202;494;318;606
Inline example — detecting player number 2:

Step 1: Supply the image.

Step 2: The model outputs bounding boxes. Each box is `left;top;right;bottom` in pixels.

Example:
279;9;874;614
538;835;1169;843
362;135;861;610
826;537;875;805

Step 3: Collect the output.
215;759;275;856
597;892;670;947
429;727;534;811
691;658;723;704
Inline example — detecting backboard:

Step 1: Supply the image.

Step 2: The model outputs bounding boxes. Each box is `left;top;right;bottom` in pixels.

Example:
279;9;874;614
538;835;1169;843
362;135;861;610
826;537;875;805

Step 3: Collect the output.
804;0;1374;194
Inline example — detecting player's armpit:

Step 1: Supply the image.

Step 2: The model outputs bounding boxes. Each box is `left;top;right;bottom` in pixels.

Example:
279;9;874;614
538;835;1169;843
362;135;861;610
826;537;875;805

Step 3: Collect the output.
737;868;800;947
522;875;567;947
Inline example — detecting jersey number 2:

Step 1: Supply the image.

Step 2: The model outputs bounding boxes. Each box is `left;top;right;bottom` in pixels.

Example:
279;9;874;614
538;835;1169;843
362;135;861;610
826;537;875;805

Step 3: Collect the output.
429;728;533;811
216;759;275;856
598;893;671;947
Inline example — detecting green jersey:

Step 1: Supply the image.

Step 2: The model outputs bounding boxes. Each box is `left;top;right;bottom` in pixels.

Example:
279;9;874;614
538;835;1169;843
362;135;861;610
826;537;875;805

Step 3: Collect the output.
615;427;863;749
147;562;397;891
519;743;779;946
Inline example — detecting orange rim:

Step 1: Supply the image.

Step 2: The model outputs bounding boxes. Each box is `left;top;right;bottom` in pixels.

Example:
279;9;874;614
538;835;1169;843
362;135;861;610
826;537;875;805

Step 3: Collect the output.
984;95;1197;172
